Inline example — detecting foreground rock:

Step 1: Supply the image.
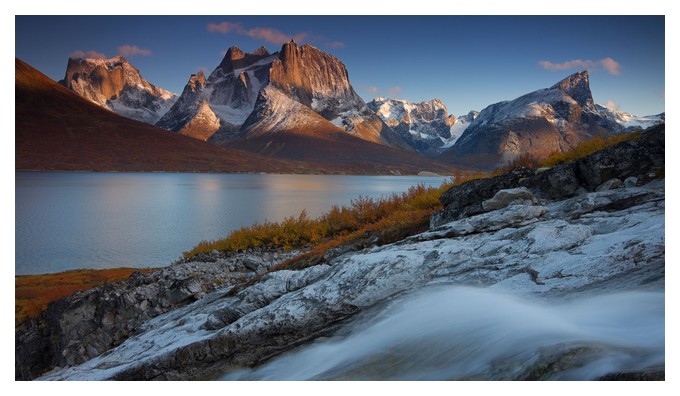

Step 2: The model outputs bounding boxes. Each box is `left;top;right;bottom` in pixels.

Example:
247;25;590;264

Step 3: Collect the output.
15;249;299;380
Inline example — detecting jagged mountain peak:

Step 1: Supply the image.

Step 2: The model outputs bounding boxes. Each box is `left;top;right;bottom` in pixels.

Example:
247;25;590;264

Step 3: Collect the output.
214;46;274;75
550;69;593;108
252;46;270;57
61;55;177;124
226;45;245;60
186;71;206;92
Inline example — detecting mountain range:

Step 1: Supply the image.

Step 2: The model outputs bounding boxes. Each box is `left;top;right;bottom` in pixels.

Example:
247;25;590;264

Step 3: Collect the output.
17;41;664;173
16;58;451;175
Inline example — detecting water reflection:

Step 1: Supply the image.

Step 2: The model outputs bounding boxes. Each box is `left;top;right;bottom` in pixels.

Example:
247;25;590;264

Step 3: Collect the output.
15;172;448;275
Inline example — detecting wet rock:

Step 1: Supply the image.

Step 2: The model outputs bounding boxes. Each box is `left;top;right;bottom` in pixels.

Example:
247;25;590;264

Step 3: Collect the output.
624;176;639;188
482;187;538;211
432;167;535;227
595;178;622;192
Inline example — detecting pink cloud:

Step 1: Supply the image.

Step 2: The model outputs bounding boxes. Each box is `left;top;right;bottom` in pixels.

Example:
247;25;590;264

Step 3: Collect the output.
599;57;621;75
207;21;245;34
539;59;590;71
359;84;379;95
325;41;346;49
539;57;621;76
70;50;107;59
387;86;402;97
117;44;152;57
604;100;620;111
207;21;310;45
248;27;308;45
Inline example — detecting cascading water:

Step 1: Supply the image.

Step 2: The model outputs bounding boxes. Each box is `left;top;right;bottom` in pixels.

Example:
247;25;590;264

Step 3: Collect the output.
220;286;664;380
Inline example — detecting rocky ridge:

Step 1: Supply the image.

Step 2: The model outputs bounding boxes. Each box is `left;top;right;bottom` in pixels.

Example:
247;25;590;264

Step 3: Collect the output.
60;56;177;123
17;124;665;380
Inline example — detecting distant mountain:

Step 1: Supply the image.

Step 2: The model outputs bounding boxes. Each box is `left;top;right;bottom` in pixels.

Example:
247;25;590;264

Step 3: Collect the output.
367;98;478;156
17;58;453;175
595;104;665;131
159;41;410;151
16;58;297;173
445;111;479;149
60;56;177;123
439;70;622;169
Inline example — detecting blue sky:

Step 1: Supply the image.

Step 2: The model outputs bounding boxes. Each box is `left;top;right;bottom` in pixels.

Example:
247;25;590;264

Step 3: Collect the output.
15;15;664;117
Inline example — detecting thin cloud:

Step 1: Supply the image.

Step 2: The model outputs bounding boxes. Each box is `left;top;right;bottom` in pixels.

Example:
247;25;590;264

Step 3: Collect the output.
208;21;308;45
207;21;243;34
599;57;621;75
359;84;379;95
539;59;590;71
325;41;346;49
387;86;402;98
604;100;620;111
70;50;107;59
539;58;621;76
117;44;152;57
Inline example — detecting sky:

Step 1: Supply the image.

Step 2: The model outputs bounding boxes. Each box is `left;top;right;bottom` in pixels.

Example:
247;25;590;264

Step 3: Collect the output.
15;14;665;117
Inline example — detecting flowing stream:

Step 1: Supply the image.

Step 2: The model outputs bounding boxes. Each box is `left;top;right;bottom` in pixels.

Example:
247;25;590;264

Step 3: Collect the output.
220;286;664;380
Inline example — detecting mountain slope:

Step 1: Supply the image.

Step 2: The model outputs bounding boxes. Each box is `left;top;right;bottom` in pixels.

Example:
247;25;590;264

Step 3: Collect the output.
596;104;665;131
439;71;621;169
15;58;298;173
60;56;177;123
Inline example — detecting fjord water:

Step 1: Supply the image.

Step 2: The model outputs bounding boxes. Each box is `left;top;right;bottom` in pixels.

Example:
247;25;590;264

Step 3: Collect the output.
221;286;665;380
15;172;448;275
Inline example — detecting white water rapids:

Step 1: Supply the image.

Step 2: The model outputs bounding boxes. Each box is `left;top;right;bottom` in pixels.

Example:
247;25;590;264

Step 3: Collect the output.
220;286;664;380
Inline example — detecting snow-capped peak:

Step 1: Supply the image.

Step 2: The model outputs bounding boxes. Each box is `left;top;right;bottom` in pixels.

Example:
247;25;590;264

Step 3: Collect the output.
61;56;177;123
595;104;665;131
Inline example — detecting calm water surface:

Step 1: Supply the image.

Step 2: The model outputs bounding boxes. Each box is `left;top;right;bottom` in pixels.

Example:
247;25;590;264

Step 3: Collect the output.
15;172;448;275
